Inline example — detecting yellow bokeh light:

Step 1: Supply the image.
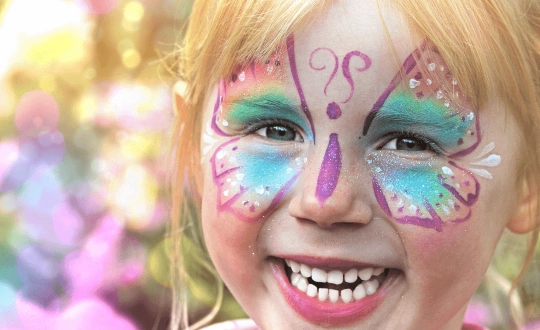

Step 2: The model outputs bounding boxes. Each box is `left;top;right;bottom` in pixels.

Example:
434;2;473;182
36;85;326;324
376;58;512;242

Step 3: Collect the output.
74;93;98;123
123;1;145;23
38;75;57;92
122;49;141;69
117;39;134;54
120;133;160;160
108;164;158;229
27;30;87;66
84;67;96;80
148;238;171;287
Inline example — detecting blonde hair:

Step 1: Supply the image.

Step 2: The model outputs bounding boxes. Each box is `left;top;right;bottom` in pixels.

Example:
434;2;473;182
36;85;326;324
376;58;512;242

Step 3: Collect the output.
170;0;540;328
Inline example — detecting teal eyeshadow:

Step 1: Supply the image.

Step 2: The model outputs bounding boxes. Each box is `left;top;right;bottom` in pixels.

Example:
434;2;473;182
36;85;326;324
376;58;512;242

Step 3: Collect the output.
226;91;313;141
371;91;472;149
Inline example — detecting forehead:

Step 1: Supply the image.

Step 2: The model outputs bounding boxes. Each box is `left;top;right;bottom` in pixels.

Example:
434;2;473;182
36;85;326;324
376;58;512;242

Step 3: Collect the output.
288;0;422;118
218;0;474;140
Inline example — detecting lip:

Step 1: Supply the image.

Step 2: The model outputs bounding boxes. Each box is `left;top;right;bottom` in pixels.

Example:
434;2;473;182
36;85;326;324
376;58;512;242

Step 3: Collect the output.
270;257;396;327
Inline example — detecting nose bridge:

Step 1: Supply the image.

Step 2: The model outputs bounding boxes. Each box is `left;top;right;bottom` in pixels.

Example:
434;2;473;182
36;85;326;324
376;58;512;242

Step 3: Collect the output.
289;133;372;226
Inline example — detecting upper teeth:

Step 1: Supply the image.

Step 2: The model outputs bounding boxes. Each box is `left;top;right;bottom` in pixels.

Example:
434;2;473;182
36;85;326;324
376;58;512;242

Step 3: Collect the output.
285;258;386;304
286;258;384;284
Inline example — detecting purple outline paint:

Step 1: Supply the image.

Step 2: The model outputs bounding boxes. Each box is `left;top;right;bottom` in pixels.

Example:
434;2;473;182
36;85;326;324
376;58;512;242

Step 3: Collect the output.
326;102;342;119
315;133;342;206
362;49;419;136
211;80;231;136
342;50;371;103
449;117;482;158
287;35;316;143
309;48;339;97
442;161;480;205
210;138;303;223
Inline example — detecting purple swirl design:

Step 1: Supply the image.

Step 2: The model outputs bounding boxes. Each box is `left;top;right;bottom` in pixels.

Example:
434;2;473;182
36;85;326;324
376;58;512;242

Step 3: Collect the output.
309;47;339;97
342;50;372;103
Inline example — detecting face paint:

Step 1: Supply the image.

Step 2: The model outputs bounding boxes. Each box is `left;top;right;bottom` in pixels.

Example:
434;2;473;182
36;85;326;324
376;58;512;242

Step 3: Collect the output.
364;42;494;231
208;42;312;222
211;138;305;223
302;42;372;205
309;47;372;120
224;89;313;141
315;133;342;206
287;35;316;143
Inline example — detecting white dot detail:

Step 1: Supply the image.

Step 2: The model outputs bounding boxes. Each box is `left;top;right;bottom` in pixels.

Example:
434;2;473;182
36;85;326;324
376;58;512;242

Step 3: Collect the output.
441;166;454;176
409;78;421;89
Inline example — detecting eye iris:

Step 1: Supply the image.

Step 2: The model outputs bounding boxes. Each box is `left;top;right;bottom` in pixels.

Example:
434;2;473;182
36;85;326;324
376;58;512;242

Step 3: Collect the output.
396;138;428;151
267;125;295;141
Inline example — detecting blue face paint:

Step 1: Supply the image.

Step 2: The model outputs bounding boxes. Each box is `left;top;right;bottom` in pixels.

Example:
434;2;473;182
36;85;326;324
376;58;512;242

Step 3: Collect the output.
237;144;302;191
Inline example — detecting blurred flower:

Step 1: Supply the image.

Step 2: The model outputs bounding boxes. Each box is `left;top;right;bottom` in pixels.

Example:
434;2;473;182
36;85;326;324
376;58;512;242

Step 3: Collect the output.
464;299;493;327
1;91;64;193
0;0;92;76
15;91;59;137
76;0;122;15
63;214;145;300
108;164;159;230
10;296;138;330
78;82;173;131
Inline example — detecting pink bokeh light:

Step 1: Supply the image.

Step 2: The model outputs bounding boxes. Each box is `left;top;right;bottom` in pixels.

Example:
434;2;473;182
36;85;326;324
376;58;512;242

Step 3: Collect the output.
15;91;59;137
76;0;122;15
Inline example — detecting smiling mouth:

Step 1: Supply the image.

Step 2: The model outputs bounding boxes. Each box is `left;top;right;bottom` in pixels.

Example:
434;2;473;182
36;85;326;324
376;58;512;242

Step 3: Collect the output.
283;259;389;304
270;256;400;326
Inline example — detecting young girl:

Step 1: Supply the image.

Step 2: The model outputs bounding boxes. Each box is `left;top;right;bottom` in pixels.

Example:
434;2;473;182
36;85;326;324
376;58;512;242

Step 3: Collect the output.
170;0;540;328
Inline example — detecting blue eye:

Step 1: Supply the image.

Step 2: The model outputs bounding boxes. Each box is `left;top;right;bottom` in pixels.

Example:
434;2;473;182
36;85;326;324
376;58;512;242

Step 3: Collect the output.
254;125;303;142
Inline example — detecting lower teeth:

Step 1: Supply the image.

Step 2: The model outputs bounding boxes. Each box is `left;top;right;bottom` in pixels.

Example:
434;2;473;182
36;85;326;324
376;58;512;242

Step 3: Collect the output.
289;270;384;303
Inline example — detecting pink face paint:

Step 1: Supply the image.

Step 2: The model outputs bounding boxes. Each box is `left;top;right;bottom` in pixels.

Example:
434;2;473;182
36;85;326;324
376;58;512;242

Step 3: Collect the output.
309;48;372;121
341;50;371;103
315;133;342;206
208;38;314;223
309;48;339;97
365;41;482;231
287;35;316;143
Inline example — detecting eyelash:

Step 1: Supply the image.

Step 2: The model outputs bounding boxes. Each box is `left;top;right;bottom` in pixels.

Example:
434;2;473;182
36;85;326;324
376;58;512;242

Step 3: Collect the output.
242;119;305;141
379;131;443;154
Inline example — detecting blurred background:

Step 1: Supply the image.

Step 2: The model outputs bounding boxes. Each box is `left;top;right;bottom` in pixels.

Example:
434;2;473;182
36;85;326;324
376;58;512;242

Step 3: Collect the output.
0;0;538;329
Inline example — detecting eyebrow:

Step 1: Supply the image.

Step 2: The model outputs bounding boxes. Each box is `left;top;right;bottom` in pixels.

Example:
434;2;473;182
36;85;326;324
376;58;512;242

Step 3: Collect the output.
227;90;313;138
366;91;472;146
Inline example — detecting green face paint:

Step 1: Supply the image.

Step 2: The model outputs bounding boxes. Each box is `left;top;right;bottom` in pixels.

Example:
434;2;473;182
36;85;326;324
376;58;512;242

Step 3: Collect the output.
225;89;314;141
370;90;473;150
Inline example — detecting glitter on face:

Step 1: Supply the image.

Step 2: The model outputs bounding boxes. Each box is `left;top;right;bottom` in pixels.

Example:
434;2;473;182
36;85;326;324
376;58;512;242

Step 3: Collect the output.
315;133;342;206
364;41;487;231
208;41;311;222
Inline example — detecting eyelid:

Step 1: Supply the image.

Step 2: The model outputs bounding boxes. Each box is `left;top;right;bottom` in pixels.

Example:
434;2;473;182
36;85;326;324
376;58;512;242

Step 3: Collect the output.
242;118;306;142
379;132;443;154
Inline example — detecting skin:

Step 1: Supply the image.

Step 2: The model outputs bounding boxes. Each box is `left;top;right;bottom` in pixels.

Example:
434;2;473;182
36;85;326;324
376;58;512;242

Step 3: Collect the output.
198;0;523;328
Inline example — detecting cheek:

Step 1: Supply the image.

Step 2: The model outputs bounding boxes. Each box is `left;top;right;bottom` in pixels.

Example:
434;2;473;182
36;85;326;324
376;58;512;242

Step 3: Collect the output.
201;176;262;284
209;137;303;223
371;156;479;232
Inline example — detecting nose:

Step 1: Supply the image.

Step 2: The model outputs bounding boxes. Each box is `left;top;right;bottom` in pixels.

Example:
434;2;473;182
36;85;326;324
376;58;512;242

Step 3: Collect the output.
288;135;373;228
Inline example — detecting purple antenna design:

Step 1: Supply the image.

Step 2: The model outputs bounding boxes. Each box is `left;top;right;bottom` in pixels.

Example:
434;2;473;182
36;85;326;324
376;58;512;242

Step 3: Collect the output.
315;133;342;206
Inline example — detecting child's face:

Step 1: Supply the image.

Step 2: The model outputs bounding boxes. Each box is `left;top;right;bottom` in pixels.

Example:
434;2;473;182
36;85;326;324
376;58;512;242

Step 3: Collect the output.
199;0;522;328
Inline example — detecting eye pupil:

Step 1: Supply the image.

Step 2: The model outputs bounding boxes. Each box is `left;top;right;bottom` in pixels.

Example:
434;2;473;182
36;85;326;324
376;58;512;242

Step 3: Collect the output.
267;125;295;141
396;137;428;151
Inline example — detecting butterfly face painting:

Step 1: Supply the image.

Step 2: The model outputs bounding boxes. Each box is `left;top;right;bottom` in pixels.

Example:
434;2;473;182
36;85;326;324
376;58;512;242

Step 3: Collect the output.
198;4;515;327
